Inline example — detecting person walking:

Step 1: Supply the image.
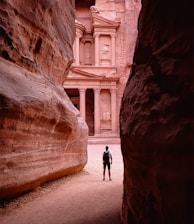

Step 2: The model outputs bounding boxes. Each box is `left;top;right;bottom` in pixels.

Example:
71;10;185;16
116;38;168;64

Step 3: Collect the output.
102;146;112;181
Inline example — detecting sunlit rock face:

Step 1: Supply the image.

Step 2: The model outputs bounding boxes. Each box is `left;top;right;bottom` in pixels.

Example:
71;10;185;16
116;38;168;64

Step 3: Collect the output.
120;0;194;223
0;0;88;201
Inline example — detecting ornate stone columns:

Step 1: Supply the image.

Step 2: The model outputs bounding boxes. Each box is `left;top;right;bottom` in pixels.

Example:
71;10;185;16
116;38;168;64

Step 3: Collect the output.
94;33;100;66
94;88;100;135
75;33;81;66
74;20;85;66
111;34;116;66
79;88;86;120
111;88;117;134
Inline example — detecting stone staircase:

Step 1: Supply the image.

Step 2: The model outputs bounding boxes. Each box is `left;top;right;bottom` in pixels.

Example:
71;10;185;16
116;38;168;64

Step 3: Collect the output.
88;136;120;144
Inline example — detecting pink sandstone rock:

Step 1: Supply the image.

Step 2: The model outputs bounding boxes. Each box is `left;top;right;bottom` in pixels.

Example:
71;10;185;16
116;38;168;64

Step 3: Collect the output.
0;0;88;201
0;0;75;85
120;0;194;223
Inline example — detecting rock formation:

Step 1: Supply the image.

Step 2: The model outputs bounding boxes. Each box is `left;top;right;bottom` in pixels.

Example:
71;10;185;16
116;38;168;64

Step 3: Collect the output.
0;0;88;201
120;0;194;223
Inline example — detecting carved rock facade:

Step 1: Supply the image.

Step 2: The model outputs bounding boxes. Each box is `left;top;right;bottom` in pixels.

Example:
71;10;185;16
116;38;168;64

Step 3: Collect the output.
0;0;88;201
120;0;194;223
64;0;141;142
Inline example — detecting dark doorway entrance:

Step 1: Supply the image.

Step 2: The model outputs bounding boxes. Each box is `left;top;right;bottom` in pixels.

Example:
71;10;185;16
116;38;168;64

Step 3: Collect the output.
65;89;79;109
86;89;94;136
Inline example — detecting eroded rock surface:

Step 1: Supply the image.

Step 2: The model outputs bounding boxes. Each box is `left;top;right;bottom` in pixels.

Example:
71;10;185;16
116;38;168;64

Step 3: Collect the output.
120;0;194;223
0;0;88;201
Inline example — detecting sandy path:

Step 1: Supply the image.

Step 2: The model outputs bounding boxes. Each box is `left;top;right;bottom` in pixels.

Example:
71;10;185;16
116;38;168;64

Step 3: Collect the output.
0;144;124;224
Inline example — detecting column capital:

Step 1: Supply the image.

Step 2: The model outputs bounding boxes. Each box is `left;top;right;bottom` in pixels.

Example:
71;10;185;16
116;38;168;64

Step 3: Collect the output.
110;33;116;38
76;32;83;38
79;88;86;93
93;33;100;38
94;88;101;94
110;88;117;93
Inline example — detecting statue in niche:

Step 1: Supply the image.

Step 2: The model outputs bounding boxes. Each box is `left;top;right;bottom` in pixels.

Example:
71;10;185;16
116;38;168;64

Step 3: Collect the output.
102;111;111;121
101;44;110;59
100;43;111;66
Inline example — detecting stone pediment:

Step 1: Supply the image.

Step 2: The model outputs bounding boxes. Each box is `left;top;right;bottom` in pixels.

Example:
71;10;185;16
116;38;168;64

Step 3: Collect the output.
90;6;120;29
75;19;86;33
68;68;104;79
67;67;119;81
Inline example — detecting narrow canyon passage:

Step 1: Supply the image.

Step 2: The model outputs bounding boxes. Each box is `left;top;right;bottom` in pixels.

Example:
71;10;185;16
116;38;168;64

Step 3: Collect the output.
0;144;123;224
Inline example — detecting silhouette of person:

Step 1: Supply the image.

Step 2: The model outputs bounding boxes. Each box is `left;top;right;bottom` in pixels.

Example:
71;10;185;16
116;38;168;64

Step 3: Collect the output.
102;146;112;181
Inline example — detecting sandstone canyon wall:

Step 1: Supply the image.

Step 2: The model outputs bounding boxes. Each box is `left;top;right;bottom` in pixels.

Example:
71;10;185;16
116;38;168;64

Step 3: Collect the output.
120;0;193;224
0;0;88;201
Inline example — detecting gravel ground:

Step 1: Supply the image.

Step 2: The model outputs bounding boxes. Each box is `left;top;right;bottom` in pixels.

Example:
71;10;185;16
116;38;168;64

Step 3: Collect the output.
0;144;124;224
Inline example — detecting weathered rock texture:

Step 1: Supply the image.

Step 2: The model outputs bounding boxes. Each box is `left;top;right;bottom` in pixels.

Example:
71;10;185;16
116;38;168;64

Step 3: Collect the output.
120;0;194;224
0;0;88;201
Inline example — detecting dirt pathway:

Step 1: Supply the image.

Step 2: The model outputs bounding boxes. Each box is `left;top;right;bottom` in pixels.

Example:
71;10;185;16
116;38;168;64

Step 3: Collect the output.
0;144;124;224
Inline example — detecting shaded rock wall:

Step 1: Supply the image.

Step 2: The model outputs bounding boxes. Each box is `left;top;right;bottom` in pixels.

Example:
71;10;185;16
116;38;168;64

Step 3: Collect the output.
0;0;74;85
0;0;88;201
120;0;194;223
